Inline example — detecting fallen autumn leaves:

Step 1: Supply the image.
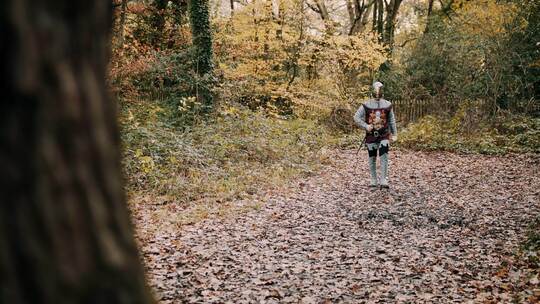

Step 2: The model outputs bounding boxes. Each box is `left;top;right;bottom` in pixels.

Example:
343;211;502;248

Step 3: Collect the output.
132;150;540;303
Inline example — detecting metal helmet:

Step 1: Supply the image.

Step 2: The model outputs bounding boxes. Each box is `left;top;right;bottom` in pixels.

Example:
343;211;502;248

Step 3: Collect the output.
373;81;383;95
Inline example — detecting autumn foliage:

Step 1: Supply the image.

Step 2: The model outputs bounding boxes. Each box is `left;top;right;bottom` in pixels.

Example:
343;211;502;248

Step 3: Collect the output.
108;1;538;302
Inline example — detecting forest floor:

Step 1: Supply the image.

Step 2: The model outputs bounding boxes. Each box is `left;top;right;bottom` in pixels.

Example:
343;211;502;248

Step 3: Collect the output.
132;150;540;303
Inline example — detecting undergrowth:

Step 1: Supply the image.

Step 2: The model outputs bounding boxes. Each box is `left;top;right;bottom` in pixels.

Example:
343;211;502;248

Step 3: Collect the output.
397;106;540;155
120;100;340;207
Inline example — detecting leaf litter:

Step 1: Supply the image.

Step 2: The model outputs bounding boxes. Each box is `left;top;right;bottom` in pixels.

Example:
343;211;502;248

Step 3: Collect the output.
132;150;540;303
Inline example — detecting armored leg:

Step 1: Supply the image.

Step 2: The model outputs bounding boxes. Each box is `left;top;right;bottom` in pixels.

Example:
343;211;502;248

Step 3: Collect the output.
367;143;379;187
379;140;390;188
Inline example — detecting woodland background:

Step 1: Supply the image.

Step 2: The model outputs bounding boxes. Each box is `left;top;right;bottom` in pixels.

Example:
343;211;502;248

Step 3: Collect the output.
111;0;539;210
2;0;537;302
109;3;539;297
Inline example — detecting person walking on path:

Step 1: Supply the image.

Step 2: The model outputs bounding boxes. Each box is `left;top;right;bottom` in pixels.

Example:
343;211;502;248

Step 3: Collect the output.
353;81;398;188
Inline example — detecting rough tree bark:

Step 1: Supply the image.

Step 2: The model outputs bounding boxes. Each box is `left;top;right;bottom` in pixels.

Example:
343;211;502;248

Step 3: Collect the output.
0;1;154;303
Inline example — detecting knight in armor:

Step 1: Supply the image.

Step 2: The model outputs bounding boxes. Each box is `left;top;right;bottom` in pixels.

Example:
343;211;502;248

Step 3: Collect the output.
353;81;398;188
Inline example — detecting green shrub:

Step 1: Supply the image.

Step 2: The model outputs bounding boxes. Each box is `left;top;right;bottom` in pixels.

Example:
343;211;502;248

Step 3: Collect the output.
379;2;539;115
120;101;339;204
126;50;217;125
397;110;540;154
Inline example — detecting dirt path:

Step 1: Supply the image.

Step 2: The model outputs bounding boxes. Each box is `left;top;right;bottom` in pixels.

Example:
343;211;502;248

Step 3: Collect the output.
135;150;540;303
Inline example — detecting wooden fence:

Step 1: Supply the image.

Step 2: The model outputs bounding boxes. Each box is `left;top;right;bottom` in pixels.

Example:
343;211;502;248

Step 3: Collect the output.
392;98;455;126
392;98;539;126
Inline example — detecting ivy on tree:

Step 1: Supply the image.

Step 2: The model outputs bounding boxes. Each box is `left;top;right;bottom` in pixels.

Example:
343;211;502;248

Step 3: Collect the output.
188;0;214;109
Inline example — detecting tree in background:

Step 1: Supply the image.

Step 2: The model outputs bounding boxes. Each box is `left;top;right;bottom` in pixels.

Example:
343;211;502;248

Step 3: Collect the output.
380;0;538;115
307;0;335;34
171;0;190;25
150;0;170;45
214;0;386;118
0;1;154;303
507;0;540;104
130;0;190;50
189;0;215;108
382;0;403;48
189;0;214;76
114;0;130;45
347;0;375;35
365;0;402;49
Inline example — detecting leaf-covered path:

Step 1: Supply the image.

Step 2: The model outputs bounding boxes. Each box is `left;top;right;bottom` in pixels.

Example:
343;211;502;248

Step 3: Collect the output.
134;150;540;303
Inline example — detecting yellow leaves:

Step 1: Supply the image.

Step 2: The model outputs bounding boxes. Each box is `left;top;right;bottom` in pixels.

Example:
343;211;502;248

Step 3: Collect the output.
529;58;540;68
122;109;140;128
453;0;518;37
150;105;164;116
135;149;155;174
127;110;135;122
220;106;241;118
326;34;387;71
213;0;387;119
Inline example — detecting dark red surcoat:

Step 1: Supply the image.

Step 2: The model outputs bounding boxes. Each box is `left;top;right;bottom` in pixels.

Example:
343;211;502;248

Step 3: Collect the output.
363;104;392;144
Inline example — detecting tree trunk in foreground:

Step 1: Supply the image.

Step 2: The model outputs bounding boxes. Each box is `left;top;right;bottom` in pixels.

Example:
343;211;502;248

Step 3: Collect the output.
0;1;154;303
